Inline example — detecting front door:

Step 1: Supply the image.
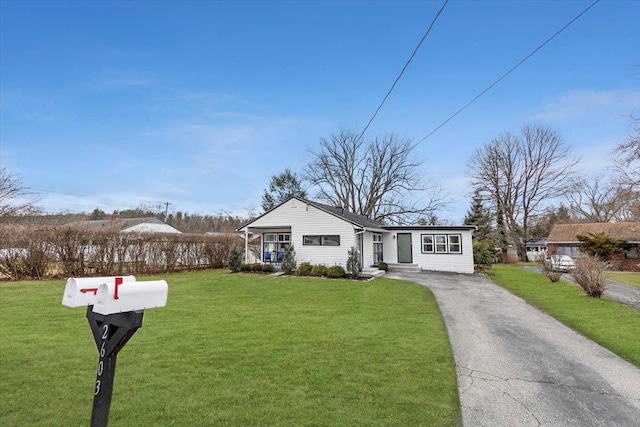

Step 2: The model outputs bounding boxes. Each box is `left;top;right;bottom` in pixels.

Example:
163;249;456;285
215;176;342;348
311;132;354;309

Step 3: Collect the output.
397;233;413;263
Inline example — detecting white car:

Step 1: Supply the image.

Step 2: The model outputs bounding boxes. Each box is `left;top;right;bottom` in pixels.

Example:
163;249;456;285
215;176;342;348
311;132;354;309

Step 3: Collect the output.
544;255;576;272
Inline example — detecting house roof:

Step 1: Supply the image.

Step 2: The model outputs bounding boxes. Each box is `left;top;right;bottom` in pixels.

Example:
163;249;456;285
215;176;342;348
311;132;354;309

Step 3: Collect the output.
66;217;179;232
238;196;476;232
238;196;386;231
304;199;386;230
547;222;640;243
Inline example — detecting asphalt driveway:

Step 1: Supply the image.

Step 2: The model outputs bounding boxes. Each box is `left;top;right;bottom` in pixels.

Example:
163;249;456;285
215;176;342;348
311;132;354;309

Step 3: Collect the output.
387;271;640;426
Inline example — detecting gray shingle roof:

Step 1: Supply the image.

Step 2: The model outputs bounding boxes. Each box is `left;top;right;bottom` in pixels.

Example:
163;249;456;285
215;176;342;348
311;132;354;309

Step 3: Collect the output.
303;199;385;229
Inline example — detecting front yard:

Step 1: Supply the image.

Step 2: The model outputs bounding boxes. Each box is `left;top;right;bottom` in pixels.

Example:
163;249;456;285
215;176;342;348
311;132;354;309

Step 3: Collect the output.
0;270;461;426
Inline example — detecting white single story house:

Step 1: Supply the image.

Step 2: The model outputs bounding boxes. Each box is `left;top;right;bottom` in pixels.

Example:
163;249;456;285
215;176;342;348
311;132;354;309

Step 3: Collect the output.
237;197;475;274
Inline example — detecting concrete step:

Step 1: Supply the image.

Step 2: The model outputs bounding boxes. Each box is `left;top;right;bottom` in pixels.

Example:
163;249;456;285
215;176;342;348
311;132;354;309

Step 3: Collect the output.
362;268;386;278
387;263;422;273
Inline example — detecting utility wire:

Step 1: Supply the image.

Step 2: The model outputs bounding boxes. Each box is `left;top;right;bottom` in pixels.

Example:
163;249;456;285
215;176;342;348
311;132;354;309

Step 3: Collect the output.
412;0;600;148
356;0;449;144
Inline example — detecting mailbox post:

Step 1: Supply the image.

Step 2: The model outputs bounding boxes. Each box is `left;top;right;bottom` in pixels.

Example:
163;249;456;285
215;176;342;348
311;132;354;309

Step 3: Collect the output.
62;276;168;427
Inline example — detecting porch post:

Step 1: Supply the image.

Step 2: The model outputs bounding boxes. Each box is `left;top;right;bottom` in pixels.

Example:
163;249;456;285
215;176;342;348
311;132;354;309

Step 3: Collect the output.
244;229;249;264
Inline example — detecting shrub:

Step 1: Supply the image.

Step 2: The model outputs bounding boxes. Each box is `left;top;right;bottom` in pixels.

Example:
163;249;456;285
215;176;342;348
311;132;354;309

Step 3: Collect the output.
327;265;346;278
281;245;297;274
473;239;496;266
572;255;609;298
346;246;362;278
296;262;313;276
310;264;329;277
540;252;562;283
378;262;388;271
251;263;262;272
239;263;252;272
228;247;243;273
261;264;275;273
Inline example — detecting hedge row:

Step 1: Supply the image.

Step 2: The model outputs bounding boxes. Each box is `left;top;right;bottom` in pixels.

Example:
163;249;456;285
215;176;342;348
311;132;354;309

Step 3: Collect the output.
295;262;346;278
0;225;242;280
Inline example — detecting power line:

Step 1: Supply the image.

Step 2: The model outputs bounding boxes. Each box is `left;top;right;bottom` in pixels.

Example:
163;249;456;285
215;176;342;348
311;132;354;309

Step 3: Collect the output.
412;0;601;148
356;0;449;144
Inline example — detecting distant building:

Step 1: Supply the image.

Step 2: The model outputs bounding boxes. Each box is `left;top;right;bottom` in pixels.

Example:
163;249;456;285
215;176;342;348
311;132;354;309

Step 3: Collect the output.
67;217;182;234
546;222;640;271
525;239;547;262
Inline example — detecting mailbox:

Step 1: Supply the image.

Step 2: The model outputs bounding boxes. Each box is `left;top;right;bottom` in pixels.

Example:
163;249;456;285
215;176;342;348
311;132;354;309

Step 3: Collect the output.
62;276;136;308
92;280;168;315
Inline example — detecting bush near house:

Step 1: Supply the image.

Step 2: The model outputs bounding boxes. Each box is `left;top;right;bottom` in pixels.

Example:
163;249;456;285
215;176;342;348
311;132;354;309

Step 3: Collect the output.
310;265;329;277
281;245;297;274
326;265;347;278
373;262;389;272
296;262;313;276
227;247;243;273
346;246;362;278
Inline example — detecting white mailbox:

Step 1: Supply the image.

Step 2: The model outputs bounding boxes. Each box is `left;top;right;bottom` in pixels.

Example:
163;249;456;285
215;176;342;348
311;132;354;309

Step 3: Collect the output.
92;280;168;315
62;276;136;308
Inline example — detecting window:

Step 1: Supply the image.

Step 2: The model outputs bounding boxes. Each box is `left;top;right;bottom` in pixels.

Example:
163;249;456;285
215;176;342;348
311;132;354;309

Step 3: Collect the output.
264;233;290;255
373;233;383;263
448;235;461;253
625;247;639;259
323;235;340;246
422;235;434;253
421;234;463;254
303;235;341;246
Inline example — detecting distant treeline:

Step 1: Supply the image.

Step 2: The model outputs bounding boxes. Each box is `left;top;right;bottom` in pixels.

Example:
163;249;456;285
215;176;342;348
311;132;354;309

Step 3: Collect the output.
4;207;253;234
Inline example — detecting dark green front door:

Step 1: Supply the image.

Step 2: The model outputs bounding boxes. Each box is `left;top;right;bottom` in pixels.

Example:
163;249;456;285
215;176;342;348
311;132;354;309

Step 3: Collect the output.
397;233;413;263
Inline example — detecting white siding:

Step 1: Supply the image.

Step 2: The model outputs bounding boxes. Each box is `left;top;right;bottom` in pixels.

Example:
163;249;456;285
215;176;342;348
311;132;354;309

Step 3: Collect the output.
247;199;356;267
383;234;398;264
361;232;374;267
383;229;474;274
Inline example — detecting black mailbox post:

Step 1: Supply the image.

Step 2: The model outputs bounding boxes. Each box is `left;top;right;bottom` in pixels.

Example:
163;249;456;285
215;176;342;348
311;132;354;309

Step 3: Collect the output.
86;307;144;427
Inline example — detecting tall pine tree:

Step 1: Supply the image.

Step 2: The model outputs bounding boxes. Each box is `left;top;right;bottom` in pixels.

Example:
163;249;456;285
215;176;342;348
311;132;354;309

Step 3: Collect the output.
463;190;493;241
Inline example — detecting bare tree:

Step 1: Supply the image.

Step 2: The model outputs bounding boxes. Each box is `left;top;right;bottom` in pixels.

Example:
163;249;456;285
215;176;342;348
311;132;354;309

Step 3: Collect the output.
0;168;39;220
613;114;640;188
306;129;448;224
609;115;640;221
566;176;627;222
468;124;578;260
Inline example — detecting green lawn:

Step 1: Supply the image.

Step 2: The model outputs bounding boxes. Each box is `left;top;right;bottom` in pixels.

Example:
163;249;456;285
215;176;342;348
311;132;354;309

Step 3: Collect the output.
490;264;640;367
0;270;461;426
604;271;640;289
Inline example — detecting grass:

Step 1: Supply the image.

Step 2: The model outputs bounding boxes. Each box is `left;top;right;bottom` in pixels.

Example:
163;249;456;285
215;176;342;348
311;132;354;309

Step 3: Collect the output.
490;264;640;368
604;271;640;289
0;270;461;426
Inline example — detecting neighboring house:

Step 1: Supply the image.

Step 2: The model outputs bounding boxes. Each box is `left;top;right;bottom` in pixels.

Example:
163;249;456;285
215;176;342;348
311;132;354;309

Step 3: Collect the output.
546;222;640;271
525;239;547;262
68;217;182;234
237;197;475;274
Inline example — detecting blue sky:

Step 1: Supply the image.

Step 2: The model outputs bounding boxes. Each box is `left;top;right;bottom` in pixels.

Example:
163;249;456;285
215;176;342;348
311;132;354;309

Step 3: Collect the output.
1;0;639;223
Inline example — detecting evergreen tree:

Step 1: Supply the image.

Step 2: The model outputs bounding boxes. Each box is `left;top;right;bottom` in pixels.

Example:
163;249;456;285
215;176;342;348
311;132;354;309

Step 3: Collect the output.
463;190;493;241
262;169;307;212
496;199;509;263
